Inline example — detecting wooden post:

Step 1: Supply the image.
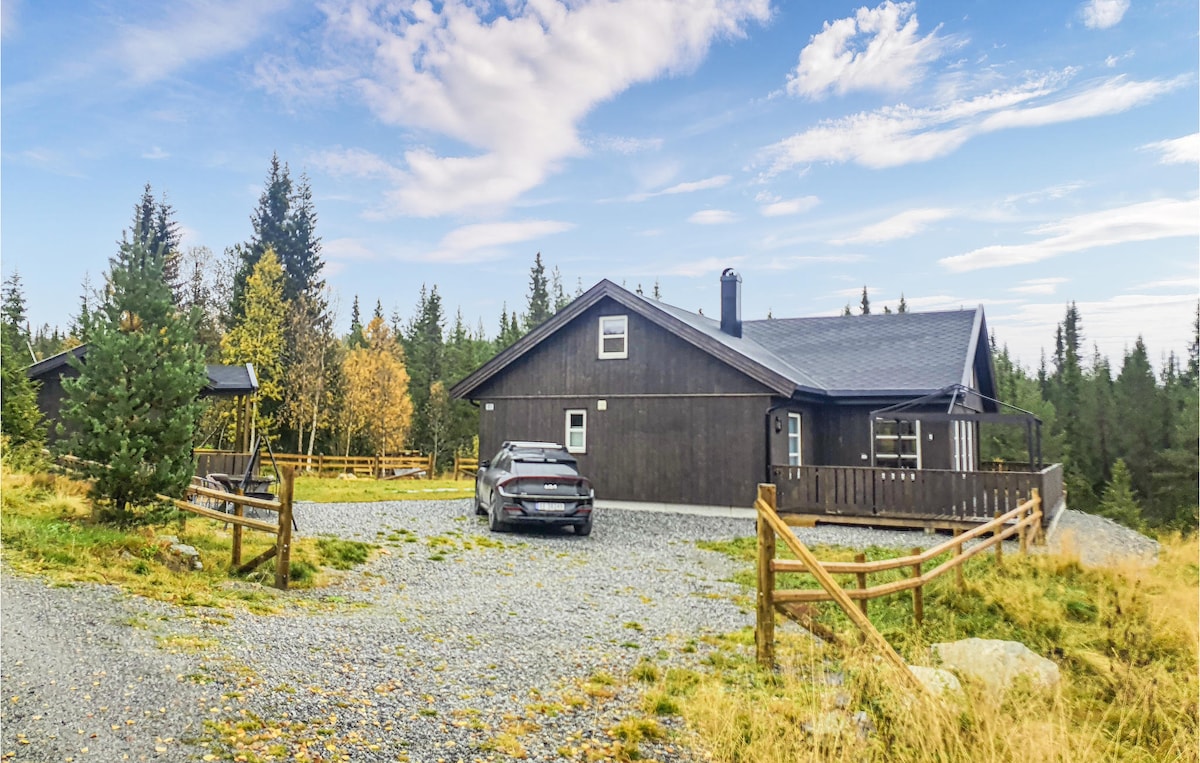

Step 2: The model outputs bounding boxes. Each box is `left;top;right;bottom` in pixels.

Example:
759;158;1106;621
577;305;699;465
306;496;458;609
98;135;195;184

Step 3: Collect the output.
1031;488;1043;545
755;484;777;670
911;547;924;626
756;494;925;694
994;509;1003;571
1019;500;1029;556
231;487;244;568
854;553;868;617
274;466;295;590
953;528;964;591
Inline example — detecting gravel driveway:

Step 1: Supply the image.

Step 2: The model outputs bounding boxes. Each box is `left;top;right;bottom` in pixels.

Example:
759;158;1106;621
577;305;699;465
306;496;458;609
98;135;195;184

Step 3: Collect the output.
3;499;1147;762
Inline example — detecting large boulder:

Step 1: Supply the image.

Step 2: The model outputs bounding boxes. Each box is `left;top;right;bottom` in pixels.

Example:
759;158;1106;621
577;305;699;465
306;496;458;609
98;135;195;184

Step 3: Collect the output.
931;638;1059;694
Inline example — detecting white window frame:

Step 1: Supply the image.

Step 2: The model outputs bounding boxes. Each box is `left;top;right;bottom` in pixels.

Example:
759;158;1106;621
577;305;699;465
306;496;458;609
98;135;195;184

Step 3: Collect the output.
787;413;802;466
953;420;975;472
565;409;587;453
873;419;922;469
598;315;628;359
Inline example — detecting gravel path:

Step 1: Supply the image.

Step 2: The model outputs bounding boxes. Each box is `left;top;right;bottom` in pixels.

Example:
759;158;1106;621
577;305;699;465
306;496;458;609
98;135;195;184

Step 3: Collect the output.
1;500;1159;762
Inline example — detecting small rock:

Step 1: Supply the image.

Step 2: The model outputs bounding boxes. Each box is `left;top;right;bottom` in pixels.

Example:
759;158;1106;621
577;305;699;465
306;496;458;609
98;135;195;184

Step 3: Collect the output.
162;543;203;572
852;710;875;740
908;665;963;698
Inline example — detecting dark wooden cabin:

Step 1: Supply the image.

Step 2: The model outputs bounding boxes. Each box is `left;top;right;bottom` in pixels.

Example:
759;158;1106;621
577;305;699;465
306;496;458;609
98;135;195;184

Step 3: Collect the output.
25;345;258;446
450;271;1063;526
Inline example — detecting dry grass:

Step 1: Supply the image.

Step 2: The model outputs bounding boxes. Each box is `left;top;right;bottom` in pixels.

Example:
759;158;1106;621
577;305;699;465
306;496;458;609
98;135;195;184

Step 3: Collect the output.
670;534;1199;763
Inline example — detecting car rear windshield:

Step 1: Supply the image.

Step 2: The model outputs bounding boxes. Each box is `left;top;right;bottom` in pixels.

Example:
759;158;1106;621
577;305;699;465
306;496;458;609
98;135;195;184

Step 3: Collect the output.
511;449;576;464
511;462;580;478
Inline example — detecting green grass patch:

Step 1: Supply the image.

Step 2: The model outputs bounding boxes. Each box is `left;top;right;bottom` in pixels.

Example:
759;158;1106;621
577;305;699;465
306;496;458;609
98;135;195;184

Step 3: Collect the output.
293;475;473;503
1;466;377;611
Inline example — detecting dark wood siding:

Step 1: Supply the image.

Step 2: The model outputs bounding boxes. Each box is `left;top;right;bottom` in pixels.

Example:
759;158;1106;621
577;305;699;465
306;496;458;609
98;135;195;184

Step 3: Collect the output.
479;394;770;507
472;299;771;399
810;403;956;471
32;366;79;444
470;297;778;506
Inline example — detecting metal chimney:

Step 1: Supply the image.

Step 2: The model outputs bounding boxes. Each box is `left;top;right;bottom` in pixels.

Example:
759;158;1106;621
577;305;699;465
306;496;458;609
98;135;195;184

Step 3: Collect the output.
720;268;742;338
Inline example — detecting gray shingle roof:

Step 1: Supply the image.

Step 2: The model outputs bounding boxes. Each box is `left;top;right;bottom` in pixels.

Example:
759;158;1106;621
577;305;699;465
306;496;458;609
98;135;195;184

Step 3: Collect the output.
742;310;980;395
25;345;258;398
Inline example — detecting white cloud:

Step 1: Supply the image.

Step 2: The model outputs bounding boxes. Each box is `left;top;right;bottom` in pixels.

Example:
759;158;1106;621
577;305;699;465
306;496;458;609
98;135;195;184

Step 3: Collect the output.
1141;133;1200;165
141;146;169;160
787;1;950;99
590;136;665;155
426;220;575;263
1081;0;1130;30
2;0;19;40
764;73;1181;173
689;209;740;224
309;148;403;181
296;0;769;217
626;175;732;202
113;0;289;85
760;196;820;217
833;207;952;244
1009;277;1068;295
940;197;1200;272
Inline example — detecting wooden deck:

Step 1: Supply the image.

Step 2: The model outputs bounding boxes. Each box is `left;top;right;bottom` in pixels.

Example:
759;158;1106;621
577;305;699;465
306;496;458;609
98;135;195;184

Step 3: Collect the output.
771;463;1063;527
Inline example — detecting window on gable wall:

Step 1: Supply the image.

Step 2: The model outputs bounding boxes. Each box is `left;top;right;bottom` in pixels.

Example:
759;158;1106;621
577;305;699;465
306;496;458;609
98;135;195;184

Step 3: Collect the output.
598;315;628;359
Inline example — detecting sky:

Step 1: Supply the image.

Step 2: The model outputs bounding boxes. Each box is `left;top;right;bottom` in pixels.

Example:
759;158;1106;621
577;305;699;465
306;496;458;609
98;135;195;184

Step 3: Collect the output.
2;0;1197;371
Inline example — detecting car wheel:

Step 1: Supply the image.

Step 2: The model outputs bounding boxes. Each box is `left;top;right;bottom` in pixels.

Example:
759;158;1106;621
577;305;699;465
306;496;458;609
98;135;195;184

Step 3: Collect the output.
487;494;507;533
575;516;593;537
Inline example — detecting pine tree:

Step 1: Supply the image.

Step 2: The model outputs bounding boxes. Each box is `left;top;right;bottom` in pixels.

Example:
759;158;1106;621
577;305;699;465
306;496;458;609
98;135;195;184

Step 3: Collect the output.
347;296;366;349
842;304;852;316
524;252;552;329
284;172;324;301
1;272;44;451
551;266;569;311
403;285;445;455
1097;459;1143;530
897;294;908;313
859;286;870;315
68;272;97;345
130;184;182;299
1113;337;1159;504
60;237;206;518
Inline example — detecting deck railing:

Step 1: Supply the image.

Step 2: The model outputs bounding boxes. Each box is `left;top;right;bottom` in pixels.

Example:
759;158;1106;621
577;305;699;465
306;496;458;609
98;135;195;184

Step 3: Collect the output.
771;463;1063;525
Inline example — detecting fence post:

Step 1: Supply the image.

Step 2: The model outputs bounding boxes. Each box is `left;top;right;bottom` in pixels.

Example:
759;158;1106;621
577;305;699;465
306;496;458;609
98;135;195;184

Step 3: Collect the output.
911;547;924;626
953;528;965;591
231;487;244;568
274;466;295;590
1031;488;1043;545
1019;500;1029;556
994;509;1003;571
755;484;777;670
854;553;868;617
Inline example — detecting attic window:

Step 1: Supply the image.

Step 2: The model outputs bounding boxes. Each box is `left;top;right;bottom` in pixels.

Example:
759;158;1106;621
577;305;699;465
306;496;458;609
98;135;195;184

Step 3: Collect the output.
598;315;628;359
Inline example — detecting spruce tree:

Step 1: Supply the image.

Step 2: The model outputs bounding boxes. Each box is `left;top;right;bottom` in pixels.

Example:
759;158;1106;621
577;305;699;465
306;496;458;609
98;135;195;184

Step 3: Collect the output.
234;154;293;318
285;172;324;301
1113;337;1159;503
897;294;908;313
403;285;445;455
859;286;870;315
347;296;366;349
524;252;552;329
130;184;182;299
1097;459;1143;530
60;237;206;518
551;266;569;311
1;272;44;451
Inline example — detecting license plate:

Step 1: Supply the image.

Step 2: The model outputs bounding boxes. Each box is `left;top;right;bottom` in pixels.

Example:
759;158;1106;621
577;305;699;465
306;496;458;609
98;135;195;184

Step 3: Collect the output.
534;501;563;512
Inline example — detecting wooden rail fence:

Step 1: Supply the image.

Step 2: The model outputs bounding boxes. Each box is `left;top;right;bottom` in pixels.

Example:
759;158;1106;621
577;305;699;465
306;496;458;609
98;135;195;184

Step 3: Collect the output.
755;482;1043;680
195;449;436;479
453;455;479;480
58;455;296;590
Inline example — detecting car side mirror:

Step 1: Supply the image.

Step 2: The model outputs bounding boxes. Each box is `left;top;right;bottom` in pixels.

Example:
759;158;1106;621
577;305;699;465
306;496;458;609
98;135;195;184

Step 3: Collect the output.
479;460;490;469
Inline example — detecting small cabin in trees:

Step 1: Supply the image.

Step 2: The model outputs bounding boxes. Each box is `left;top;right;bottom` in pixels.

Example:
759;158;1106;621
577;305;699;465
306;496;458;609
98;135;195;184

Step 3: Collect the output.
25;344;259;448
450;271;1063;526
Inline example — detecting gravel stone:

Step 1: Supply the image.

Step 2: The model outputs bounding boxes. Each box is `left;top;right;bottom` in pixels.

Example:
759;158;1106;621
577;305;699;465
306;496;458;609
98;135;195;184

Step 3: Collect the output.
2;498;1160;761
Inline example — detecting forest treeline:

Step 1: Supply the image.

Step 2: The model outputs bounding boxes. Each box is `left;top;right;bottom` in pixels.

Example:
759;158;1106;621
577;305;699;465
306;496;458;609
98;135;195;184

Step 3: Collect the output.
1;155;1196;531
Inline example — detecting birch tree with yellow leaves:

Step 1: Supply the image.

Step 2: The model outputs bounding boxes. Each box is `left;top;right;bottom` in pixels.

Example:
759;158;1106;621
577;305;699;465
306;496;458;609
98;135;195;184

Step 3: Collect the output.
338;316;413;457
221;248;286;443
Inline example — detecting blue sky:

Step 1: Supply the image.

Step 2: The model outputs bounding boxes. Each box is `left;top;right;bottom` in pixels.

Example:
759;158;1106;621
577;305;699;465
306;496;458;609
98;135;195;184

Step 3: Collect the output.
3;0;1197;369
